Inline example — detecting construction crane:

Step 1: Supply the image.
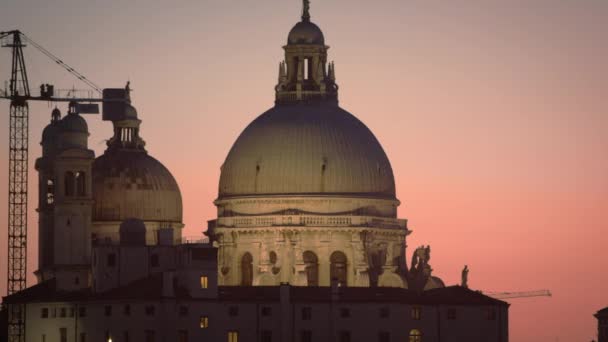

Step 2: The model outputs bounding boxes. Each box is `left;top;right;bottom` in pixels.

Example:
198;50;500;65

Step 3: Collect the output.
0;29;105;342
486;290;552;300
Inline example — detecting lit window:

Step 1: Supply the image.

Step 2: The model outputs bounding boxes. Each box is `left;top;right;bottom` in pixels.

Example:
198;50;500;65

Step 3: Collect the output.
200;276;208;289
227;331;238;342
200;316;209;328
409;329;422;342
411;307;421;320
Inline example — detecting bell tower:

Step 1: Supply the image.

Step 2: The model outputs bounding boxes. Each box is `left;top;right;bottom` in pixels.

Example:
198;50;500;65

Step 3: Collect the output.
35;104;95;291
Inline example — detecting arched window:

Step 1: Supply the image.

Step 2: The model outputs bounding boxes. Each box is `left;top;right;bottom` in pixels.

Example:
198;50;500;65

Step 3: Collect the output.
409;329;422;342
330;251;348;287
303;251;319;286
75;171;86;196
241;252;253;286
64;171;75;196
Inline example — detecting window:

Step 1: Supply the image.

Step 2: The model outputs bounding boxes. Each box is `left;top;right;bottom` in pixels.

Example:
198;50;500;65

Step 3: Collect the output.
179;305;189;317
42;334;46;342
340;308;350;318
78;307;86;317
104;305;112;317
123;331;130;342
41;308;48;318
75;171;86;196
107;253;116;267
60;307;66;317
261;330;272;342
64;172;75;196
123;304;131;316
330;251;348;287
378;331;390;342
241;253;253;286
447;308;456;320
200;276;208;289
301;307;312;320
145;305;156;316
145;330;155;342
303;58;309;80
227;331;239;342
411;306;421;320
60;328;67;342
339;331;351;342
229;306;239;316
409;329;422;342
150;254;159;268
178;330;188;342
261;306;272;316
79;333;86;342
379;307;389;318
300;330;312;342
200;316;209;328
46;179;55;204
51;307;57;318
303;251;319;286
69;308;75;317
486;308;497;320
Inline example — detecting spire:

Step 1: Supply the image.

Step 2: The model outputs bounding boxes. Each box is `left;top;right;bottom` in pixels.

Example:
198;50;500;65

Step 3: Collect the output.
302;0;311;22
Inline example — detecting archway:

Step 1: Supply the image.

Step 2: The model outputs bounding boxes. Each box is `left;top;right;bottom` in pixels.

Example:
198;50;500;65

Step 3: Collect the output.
241;252;253;286
303;251;319;286
330;251;347;287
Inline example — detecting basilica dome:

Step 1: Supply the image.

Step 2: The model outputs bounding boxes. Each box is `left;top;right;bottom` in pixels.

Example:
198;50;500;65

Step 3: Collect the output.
218;103;396;199
288;21;325;45
92;148;182;223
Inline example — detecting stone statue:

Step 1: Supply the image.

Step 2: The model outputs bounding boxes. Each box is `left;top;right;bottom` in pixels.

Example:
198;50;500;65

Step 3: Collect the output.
302;0;311;21
461;265;469;288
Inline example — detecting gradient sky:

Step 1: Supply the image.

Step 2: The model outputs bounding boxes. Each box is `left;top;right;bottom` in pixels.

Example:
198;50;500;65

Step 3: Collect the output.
1;0;607;341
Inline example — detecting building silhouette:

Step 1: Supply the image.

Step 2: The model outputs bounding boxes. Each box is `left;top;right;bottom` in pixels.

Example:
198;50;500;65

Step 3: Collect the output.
3;1;509;341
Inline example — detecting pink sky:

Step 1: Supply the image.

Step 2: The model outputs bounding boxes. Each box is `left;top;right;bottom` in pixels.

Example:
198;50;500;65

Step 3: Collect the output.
1;1;607;340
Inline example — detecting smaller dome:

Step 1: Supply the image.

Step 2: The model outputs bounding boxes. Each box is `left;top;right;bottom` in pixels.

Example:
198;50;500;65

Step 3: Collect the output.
60;113;88;133
119;218;147;246
288;21;325;45
42;122;59;143
124;104;138;119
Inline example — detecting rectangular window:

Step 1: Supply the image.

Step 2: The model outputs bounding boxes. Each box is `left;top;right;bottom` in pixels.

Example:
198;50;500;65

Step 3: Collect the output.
178;330;188;342
42;334;46;342
200;316;209;328
261;306;272;316
124;304;131;316
107;253;116;267
145;305;156;316
69;308;75;317
41;308;49;318
487;308;497;320
304;58;309;80
145;330;156;342
60;328;67;342
301;307;312;320
300;330;312;342
79;332;86;342
378;331;390;342
340;308;350;318
379;307;389;318
229;306;239;316
339;331;351;342
447;308;456;320
227;331;239;342
150;254;159;268
411;306;421;320
79;307;86;317
200;276;208;289
104;305;112;317
60;307;67;317
179;305;189;317
51;307;57;318
261;330;272;342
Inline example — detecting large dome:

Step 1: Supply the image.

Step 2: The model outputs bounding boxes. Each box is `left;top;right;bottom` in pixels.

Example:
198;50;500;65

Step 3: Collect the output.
92;149;182;223
218;103;396;199
288;21;325;45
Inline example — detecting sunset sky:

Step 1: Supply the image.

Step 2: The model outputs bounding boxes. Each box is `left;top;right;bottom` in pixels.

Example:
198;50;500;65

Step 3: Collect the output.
1;0;607;340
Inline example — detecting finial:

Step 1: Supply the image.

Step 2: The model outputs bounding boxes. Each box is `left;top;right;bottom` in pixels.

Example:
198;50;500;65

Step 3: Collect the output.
302;0;311;22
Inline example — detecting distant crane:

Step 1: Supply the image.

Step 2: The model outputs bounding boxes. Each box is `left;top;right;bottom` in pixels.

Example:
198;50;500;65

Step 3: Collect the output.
0;29;106;342
486;290;552;300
